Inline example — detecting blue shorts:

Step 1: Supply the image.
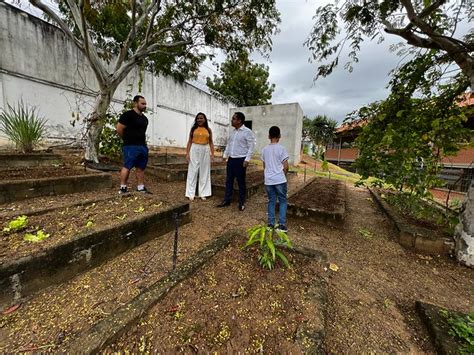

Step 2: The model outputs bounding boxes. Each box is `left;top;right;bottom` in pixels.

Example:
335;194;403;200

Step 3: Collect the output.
122;145;148;170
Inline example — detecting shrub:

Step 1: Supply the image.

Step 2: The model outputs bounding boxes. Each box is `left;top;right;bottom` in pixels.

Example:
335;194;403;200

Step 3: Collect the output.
244;225;293;270
0;101;47;153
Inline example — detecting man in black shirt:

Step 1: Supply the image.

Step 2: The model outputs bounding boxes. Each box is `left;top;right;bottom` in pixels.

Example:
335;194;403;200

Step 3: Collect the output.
116;95;151;194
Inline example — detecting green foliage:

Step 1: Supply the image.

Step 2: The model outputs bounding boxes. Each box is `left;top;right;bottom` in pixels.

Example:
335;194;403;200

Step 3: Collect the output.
352;52;471;196
24;230;50;243
54;0;281;82
244;225;292;270
99;112;122;159
302;115;338;154
385;192;458;235
99;98;134;159
0;101;47;153
206;52;275;106
440;310;474;354
3;215;28;234
305;0;472;80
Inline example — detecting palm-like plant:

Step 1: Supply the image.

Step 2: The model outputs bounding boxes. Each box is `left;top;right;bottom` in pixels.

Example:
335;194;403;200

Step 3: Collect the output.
244;225;293;270
0;101;47;153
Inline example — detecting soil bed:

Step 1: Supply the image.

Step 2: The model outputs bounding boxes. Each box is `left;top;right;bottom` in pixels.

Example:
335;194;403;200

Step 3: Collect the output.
0;152;62;169
379;189;454;238
212;170;264;186
107;236;325;353
0;195;171;263
288;177;344;214
0;167;93;180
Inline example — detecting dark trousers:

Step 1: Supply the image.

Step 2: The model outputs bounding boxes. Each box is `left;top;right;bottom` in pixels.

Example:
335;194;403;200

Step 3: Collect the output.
224;157;246;205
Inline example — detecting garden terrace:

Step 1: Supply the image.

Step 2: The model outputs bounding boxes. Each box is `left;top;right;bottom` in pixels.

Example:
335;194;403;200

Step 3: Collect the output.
147;162;227;182
212;170;264;201
70;232;327;353
0;195;190;307
369;189;455;255
0;167;112;203
287;177;346;226
1;161;473;353
148;153;187;165
0;152;63;169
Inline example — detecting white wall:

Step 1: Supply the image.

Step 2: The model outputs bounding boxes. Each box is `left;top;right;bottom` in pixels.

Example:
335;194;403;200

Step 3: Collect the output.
0;2;232;147
232;103;303;164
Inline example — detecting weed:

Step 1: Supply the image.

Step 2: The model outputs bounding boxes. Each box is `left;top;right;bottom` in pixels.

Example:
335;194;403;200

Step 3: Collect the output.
440;309;474;354
24;230;50;242
3;215;28;233
359;228;374;239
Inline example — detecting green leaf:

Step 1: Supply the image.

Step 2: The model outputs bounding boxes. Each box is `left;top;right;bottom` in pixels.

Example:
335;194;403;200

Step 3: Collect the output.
267;237;276;261
275;250;290;267
24;230;50;242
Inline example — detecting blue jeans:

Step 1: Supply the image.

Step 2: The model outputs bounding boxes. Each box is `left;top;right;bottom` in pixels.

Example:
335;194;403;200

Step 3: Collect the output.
265;183;287;226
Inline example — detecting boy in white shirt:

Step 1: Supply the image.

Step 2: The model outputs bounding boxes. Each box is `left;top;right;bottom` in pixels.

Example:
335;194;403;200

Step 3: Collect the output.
261;126;289;232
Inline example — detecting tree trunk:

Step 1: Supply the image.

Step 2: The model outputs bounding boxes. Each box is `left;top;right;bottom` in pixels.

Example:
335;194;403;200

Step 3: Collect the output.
84;88;115;163
454;89;473;267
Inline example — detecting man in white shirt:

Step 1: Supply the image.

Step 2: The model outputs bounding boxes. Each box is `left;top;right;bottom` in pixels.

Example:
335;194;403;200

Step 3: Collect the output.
217;112;256;211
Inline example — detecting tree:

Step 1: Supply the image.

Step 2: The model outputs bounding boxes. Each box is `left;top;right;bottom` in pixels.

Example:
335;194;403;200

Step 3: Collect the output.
206;52;275;106
303;115;338;158
306;0;474;265
354;55;470;195
29;0;280;163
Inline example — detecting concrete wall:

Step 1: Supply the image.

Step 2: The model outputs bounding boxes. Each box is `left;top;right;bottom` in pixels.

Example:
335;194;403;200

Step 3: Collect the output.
0;2;232;148
233;103;303;164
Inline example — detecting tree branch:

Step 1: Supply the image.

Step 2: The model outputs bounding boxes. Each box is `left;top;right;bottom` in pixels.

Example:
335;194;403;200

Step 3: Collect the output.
29;0;84;50
62;0;109;85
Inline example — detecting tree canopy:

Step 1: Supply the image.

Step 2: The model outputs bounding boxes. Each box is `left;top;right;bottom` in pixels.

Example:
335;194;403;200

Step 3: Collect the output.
206;52;275;106
305;0;473;86
353;53;471;195
302;114;338;158
29;0;281;162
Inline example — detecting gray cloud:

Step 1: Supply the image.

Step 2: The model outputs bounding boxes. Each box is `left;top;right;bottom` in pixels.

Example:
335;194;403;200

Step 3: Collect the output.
258;0;407;123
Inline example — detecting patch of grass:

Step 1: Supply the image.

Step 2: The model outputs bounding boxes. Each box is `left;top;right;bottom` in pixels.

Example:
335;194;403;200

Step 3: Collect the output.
0;100;47;153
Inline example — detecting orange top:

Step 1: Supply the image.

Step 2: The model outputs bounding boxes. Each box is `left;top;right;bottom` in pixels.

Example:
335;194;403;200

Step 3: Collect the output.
192;127;210;145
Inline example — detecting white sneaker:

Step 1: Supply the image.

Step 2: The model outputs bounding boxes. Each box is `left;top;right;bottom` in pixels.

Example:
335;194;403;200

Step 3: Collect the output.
188;196;194;201
201;197;207;200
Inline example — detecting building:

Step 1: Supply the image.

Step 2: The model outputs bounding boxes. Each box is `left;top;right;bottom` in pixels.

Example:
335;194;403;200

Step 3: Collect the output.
325;94;474;192
233;103;304;165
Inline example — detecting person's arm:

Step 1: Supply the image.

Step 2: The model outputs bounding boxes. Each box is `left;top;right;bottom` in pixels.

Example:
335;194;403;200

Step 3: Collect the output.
116;122;126;138
283;159;289;175
185;131;193;163
209;128;215;161
243;129;256;167
223;130;232;161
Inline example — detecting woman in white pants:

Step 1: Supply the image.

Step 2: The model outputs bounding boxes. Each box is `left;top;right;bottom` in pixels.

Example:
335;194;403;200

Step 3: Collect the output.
185;112;214;200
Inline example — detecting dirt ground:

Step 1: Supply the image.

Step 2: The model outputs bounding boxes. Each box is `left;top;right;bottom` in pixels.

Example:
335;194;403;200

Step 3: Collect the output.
0;195;170;262
288;177;344;213
0;166;94;180
0;152;473;353
107;237;324;353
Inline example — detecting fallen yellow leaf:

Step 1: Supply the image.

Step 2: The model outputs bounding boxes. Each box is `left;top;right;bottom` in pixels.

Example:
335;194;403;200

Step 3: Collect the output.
329;263;339;272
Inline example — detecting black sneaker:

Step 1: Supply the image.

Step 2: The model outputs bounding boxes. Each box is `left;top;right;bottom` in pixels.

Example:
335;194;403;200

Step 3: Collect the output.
216;200;231;208
267;224;275;229
137;187;152;194
118;186;128;194
238;204;245;211
276;225;288;233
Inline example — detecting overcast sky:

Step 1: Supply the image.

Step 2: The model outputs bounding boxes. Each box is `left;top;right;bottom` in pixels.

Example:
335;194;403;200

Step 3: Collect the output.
199;0;406;124
12;0;442;125
264;0;403;123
